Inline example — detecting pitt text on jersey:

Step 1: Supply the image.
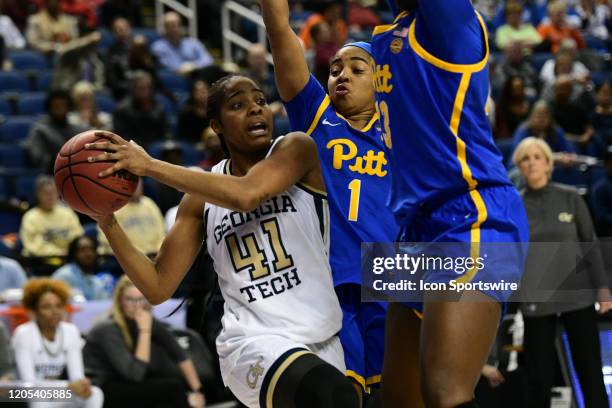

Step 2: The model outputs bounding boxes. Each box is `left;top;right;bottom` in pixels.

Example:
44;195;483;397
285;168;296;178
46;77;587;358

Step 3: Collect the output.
213;194;303;303
326;139;387;178
373;64;394;149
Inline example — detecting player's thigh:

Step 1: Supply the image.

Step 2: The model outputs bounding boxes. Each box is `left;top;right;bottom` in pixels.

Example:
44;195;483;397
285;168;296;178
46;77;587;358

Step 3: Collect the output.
420;293;500;399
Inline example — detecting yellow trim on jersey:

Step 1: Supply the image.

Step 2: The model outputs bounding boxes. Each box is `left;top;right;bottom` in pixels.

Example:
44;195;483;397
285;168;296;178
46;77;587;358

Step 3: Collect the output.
393;11;409;23
366;375;382;386
407;11;490;73
448;72;489;284
413;309;423;319
372;23;398;36
335;112;380;132
306;96;331;136
265;350;311;407
346;370;366;390
296;182;327;197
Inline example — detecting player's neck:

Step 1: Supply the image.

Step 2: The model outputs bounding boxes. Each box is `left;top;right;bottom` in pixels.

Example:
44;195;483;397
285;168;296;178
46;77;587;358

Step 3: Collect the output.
229;151;268;177
344;109;376;130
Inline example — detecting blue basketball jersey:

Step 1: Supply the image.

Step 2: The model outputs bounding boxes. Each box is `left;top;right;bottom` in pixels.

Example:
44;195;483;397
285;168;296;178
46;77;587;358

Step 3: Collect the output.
371;1;512;228
285;75;399;286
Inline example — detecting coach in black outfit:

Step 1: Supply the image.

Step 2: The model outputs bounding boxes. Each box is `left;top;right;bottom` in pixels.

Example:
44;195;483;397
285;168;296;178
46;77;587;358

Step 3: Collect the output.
513;136;612;408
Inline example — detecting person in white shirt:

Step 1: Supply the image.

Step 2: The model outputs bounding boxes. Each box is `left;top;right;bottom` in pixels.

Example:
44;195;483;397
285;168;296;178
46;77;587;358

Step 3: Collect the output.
11;278;103;408
0;11;25;50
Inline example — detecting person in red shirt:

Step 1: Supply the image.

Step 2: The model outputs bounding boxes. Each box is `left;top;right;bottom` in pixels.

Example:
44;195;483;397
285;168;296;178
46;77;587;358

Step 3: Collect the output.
298;1;347;50
537;0;586;53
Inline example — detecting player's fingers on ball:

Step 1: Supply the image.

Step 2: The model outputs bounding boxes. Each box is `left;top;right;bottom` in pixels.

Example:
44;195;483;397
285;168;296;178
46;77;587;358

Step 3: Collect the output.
99;163;123;178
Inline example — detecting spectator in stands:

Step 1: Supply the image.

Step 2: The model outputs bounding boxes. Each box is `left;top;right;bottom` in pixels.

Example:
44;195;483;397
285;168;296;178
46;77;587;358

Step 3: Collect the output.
514;137;611;408
12;278;104;408
198;128;224;170
151;11;214;76
495;75;532;139
245;44;279;104
113;70;168;148
0;3;25;51
550;75;601;156
591;146;612;237
68;81;112;131
106;17;132;100
52;235;111;300
97;181;164;258
493;41;539;100
573;0;610;42
26;0;78;54
176;79;208;144
495;1;542;51
97;0;142;28
19;175;83;268
311;21;340;86
83;275;205;408
593;81;612;147
347;0;381;33
0;255;27;293
299;1;348;50
52;30;104;92
0;321;12;379
537;0;586;53
540;42;590;98
511;100;576;165
25;89;87;173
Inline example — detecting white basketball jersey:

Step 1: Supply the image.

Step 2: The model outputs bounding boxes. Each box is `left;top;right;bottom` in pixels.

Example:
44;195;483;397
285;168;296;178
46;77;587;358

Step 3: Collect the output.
205;138;342;347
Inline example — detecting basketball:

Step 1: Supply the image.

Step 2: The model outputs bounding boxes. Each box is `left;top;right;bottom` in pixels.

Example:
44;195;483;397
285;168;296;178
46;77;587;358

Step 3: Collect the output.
53;130;139;217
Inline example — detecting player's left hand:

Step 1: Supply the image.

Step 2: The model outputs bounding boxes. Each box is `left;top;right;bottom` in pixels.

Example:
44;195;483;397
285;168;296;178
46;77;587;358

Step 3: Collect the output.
85;131;153;177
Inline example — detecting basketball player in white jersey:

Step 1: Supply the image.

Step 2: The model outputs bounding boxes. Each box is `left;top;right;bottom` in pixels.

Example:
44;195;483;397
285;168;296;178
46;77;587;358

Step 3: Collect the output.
87;74;360;408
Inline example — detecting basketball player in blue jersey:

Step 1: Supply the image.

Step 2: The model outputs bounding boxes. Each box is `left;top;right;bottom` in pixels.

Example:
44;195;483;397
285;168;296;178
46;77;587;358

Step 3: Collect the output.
370;0;529;407
260;0;398;400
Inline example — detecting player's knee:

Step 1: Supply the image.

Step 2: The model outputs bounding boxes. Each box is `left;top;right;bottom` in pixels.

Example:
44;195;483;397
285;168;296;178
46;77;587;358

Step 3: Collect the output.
295;363;359;408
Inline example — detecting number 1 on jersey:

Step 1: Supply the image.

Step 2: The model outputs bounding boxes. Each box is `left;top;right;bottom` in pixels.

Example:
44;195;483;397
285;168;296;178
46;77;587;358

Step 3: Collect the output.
348;179;361;221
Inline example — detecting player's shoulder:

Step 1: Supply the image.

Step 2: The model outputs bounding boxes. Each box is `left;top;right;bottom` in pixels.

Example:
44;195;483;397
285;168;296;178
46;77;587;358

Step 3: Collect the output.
12;321;36;340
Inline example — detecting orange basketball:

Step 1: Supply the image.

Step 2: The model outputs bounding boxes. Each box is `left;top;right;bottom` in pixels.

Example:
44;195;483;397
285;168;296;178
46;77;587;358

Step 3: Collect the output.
53;130;139;217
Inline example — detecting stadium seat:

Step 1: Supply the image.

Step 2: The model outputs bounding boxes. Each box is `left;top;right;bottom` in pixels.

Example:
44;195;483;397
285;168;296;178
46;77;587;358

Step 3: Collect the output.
132;27;161;44
82;222;98;241
0;176;10;199
149;140;203;166
17;93;46;115
0;144;27;168
95;94;116;113
14;174;39;204
35;71;54;92
530;52;553;72
156;94;179;115
0;98;10;115
9;50;51;71
159;70;189;93
591;71;612;86
0;116;36;143
99;28;114;50
0;72;30;92
495;138;515;169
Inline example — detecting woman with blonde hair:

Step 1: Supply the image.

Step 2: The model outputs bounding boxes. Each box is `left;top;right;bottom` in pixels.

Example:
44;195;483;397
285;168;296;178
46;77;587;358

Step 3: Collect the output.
83;275;205;408
68;81;112;131
11;278;103;408
514;137;612;408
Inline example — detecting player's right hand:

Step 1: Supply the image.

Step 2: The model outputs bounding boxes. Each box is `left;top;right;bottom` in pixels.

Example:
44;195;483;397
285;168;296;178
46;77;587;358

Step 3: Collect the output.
68;378;92;399
85;131;154;178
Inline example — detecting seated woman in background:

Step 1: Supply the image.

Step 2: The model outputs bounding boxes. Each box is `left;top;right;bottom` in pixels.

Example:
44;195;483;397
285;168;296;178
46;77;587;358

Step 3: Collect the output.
83;275;205;408
11;278;104;408
593;81;612;146
495;75;532;139
511;100;576;166
176;79;209;144
68;81;112;131
52;236;112;301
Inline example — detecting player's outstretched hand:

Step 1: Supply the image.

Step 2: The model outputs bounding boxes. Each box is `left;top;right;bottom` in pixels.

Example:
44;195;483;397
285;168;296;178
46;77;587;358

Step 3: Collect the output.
85;131;153;177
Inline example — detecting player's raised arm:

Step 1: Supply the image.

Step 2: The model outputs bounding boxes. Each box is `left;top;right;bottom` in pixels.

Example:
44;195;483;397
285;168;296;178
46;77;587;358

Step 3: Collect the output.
259;0;310;101
87;131;322;213
97;193;205;304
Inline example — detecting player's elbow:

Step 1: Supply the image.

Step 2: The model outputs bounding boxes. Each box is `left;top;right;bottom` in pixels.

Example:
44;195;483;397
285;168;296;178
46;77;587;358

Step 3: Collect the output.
234;193;261;213
145;291;170;306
